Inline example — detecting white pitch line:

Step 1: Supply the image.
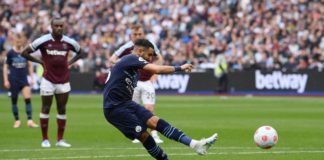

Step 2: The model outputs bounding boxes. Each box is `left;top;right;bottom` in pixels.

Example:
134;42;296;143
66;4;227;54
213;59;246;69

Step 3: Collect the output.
0;146;296;152
4;150;324;160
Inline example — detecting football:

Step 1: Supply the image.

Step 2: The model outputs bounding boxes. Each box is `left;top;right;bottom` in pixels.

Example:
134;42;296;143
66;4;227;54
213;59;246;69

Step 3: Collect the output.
254;126;278;149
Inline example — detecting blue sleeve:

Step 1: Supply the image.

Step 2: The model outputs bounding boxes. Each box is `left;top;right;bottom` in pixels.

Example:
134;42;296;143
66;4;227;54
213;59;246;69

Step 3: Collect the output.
124;55;148;69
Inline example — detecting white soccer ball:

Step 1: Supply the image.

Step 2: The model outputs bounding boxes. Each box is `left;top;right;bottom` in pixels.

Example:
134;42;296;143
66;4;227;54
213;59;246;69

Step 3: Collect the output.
254;126;278;149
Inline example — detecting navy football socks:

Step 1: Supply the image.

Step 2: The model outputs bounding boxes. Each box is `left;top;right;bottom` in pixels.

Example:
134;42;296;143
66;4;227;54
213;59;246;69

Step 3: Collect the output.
12;104;19;120
143;135;168;160
11;96;19;120
25;98;32;120
156;119;192;146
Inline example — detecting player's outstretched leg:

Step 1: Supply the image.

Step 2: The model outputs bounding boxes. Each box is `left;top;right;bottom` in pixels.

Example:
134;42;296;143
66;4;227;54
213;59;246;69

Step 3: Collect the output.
155;118;218;155
139;131;169;160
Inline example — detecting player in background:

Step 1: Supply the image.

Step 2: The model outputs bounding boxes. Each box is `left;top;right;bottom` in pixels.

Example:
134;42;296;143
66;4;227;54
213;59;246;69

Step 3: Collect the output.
2;32;39;128
110;25;164;143
104;39;217;160
21;17;83;148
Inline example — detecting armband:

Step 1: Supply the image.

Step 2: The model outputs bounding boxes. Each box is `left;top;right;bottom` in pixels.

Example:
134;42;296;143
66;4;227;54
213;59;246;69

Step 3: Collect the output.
174;66;182;72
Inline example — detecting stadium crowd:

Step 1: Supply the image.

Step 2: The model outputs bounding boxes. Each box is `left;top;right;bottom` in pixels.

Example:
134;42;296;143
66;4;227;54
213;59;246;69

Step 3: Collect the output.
0;0;323;74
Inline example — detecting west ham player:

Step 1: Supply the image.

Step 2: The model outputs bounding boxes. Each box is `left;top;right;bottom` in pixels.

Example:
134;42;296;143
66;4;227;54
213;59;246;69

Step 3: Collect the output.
104;39;218;160
2;32;38;128
110;25;164;143
21;17;83;148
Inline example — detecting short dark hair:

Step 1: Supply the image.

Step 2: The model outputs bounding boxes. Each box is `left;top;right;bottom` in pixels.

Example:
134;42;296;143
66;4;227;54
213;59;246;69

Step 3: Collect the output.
51;16;63;25
134;39;154;50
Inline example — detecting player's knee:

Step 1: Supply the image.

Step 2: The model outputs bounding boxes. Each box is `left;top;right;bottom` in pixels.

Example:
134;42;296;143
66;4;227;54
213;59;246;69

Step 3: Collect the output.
24;98;31;104
22;86;31;96
42;106;51;114
138;131;150;143
57;107;66;115
146;116;159;129
144;104;154;112
42;103;54;113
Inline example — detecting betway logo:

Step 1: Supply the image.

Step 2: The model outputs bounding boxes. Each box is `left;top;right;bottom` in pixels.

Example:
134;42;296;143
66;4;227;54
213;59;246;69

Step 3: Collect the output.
154;75;189;93
255;70;308;93
46;49;67;56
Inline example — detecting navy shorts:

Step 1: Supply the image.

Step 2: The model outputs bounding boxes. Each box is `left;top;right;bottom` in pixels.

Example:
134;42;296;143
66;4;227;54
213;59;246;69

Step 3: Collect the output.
9;79;29;97
104;101;154;140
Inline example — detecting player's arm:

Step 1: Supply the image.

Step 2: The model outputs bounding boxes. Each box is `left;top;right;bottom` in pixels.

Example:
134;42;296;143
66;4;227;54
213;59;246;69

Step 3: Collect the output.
68;48;83;66
2;62;10;89
111;42;132;65
21;46;43;65
149;55;164;81
27;61;34;86
143;63;193;74
109;54;120;65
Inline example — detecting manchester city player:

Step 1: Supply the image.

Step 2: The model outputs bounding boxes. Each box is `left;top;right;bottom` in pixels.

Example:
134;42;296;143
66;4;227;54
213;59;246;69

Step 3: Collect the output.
2;32;38;128
110;25;164;143
103;39;218;160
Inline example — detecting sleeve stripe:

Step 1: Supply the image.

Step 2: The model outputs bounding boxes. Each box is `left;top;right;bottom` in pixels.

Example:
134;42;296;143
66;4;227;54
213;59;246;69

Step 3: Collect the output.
30;34;52;51
62;36;80;52
114;41;134;57
29;44;35;51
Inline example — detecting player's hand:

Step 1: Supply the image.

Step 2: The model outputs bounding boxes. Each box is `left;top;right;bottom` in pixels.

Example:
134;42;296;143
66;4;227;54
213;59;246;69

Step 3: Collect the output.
29;78;35;86
4;80;10;89
181;63;193;73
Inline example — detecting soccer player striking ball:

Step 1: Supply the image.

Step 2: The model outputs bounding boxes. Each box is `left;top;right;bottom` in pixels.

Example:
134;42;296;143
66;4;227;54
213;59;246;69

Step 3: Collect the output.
110;25;164;143
3;32;39;128
21;17;83;148
103;39;217;160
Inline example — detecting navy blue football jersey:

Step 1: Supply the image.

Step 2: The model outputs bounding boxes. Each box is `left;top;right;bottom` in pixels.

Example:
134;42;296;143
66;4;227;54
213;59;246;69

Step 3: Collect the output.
6;49;29;82
103;54;148;108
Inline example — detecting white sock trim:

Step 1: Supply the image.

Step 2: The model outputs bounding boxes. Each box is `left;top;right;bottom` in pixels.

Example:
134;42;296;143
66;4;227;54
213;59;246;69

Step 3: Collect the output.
56;114;66;120
40;113;49;118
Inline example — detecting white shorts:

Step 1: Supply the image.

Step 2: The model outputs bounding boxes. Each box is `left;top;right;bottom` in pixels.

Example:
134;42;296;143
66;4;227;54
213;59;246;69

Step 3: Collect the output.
133;80;155;105
40;78;71;96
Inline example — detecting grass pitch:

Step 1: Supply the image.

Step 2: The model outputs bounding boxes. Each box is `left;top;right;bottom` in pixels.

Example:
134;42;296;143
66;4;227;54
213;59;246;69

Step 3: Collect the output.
0;94;324;160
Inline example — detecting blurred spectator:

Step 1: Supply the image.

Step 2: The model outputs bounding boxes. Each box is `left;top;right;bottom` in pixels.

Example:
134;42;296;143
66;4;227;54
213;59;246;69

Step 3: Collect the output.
214;50;229;94
93;69;107;91
92;57;108;91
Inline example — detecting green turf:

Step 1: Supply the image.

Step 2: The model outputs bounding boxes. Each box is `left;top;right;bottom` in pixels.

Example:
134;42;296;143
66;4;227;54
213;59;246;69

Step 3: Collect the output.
0;94;324;160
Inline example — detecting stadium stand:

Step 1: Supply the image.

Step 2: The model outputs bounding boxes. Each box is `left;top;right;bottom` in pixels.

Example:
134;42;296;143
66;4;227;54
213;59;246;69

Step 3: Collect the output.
0;0;323;73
